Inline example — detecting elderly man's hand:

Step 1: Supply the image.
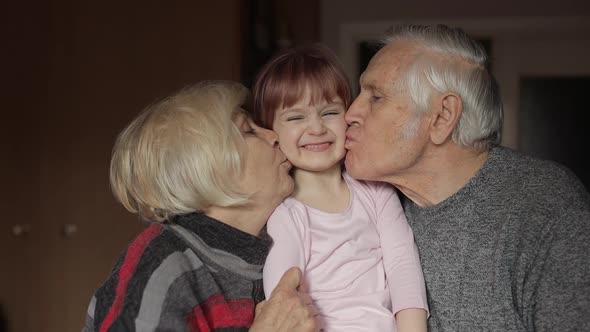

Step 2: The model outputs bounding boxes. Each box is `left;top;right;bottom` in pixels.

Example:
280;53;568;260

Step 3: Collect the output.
250;267;319;332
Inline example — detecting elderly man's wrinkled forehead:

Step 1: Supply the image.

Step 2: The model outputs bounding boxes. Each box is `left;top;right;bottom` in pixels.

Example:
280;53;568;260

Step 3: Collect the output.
361;40;464;92
358;41;420;91
374;40;479;73
372;41;423;72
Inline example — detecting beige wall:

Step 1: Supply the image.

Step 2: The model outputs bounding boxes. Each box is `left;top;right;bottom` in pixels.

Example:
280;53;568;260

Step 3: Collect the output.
321;0;590;51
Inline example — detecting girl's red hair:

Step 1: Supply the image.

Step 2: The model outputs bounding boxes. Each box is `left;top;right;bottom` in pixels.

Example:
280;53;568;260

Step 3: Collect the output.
252;45;352;129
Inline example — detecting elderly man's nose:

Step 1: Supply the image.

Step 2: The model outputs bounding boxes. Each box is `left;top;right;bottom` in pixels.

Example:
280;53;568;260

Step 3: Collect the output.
345;112;358;126
345;100;361;126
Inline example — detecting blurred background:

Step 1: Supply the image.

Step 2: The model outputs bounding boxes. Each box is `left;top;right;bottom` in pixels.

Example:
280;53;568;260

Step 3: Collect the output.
2;0;589;331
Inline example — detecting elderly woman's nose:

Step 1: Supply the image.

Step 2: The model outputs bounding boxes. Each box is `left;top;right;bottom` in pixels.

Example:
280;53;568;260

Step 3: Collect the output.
260;127;279;146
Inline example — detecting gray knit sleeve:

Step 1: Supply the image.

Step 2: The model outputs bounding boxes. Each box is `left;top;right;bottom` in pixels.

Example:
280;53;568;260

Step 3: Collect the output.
524;166;590;331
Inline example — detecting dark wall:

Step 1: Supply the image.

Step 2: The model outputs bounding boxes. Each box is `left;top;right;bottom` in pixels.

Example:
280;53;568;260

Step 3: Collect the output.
2;2;244;331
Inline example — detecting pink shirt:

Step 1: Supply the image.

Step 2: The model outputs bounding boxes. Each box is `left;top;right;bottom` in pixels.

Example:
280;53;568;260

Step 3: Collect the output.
263;173;428;331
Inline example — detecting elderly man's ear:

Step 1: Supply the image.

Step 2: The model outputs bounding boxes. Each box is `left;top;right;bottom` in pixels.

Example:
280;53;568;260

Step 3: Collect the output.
428;93;462;145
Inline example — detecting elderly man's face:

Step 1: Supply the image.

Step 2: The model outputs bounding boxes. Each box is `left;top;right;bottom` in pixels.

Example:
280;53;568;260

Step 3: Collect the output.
344;42;429;183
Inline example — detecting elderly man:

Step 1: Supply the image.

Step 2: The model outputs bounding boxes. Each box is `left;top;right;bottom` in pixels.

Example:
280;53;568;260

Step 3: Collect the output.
345;24;590;331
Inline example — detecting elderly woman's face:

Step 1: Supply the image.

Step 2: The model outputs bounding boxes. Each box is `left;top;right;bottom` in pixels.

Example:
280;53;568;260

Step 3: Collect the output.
233;112;294;204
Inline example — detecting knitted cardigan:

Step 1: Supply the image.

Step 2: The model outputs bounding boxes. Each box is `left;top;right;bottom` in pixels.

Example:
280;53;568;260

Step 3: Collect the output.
404;146;590;331
83;213;272;332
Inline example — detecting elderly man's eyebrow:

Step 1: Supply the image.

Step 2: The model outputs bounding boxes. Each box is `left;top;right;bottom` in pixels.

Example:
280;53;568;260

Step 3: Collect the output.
359;81;379;93
359;74;377;91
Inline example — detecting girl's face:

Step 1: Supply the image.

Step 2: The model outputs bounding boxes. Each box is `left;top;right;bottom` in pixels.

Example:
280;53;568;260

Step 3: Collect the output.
272;88;348;172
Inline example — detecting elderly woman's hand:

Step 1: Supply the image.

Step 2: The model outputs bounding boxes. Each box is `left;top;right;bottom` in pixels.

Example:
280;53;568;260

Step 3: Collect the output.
250;267;319;332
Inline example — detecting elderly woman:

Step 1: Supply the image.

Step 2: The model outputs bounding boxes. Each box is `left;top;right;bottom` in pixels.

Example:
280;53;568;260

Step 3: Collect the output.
83;81;316;331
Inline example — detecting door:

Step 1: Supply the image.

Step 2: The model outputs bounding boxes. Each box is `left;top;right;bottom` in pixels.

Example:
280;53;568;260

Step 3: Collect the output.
519;77;590;189
2;2;243;331
492;30;590;185
0;3;46;331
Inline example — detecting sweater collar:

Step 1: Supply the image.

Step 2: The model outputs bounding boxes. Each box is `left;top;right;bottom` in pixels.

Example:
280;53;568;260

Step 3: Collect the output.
170;212;272;267
405;145;505;216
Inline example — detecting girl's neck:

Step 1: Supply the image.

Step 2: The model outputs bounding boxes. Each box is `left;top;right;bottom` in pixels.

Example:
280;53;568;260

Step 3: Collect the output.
291;163;350;213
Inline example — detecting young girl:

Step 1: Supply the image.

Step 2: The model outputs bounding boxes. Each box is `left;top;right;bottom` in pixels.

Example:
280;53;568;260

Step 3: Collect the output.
252;46;428;331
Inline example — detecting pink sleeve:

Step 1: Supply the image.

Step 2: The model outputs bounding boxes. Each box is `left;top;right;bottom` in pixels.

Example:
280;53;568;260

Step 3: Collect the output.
262;203;308;298
375;186;429;315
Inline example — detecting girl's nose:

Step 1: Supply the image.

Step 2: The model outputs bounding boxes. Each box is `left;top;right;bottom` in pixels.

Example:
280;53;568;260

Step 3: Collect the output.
308;118;327;135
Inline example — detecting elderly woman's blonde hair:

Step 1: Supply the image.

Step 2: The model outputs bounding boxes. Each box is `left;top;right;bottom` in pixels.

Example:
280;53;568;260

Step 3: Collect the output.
110;81;250;222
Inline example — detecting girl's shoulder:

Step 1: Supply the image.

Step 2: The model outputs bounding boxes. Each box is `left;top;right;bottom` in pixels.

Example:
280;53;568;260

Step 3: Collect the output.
342;172;396;197
273;197;314;222
268;198;312;233
279;196;307;211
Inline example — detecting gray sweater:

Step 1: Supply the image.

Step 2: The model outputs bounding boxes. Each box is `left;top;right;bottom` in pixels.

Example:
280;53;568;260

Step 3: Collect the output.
404;146;590;332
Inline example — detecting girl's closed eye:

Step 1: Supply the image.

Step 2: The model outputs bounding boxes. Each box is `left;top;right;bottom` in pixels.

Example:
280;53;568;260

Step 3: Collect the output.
286;115;304;121
322;110;341;117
